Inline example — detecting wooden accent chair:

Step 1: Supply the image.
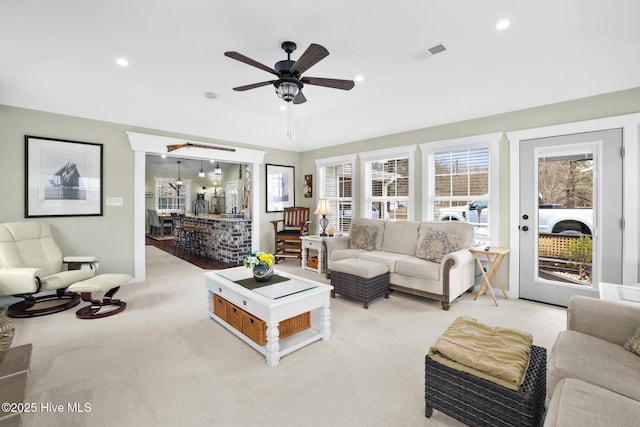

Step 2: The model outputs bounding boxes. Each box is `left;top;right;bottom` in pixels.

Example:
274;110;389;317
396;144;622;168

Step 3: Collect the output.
271;207;310;262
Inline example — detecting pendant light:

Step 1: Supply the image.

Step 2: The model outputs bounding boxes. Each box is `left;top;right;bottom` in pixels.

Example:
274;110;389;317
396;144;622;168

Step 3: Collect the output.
198;160;206;178
214;162;222;175
175;161;183;187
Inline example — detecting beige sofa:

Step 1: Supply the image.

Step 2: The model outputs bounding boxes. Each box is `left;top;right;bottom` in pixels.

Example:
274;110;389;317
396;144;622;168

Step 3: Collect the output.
324;219;475;310
544;296;640;426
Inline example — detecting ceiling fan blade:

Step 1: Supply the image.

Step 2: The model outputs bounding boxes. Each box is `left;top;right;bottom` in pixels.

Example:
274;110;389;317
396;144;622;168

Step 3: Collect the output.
293;91;307;105
301;77;355;90
290;43;329;75
232;81;275;91
224;51;278;76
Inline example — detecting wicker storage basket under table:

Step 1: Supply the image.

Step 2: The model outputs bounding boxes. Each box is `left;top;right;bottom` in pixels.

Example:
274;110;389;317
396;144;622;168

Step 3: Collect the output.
213;293;311;346
424;345;547;427
330;270;390;309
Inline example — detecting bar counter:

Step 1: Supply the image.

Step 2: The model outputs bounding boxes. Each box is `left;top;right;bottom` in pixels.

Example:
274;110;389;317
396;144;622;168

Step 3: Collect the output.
183;214;252;264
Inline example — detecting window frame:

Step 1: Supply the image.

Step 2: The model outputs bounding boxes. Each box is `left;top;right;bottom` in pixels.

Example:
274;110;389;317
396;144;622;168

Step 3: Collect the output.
154;177;192;212
420;133;501;246
359;145;416;221
315;154;357;234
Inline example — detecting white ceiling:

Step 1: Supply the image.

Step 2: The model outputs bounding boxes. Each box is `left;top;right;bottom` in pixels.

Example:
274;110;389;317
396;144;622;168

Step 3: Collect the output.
1;1;639;153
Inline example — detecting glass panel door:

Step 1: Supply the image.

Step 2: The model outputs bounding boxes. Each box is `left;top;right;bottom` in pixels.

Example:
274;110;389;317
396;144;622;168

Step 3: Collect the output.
519;129;623;306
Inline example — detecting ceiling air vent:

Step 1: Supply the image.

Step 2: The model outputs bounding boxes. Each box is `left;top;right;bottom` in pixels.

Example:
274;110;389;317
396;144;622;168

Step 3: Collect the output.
411;43;447;61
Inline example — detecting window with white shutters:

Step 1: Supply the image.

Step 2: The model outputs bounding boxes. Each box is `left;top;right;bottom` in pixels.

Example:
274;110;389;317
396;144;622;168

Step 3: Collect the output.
368;157;409;220
360;145;416;221
421;133;501;246
316;155;355;233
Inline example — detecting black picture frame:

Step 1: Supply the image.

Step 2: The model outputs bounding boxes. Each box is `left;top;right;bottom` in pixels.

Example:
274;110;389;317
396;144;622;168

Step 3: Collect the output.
25;135;103;217
266;163;295;212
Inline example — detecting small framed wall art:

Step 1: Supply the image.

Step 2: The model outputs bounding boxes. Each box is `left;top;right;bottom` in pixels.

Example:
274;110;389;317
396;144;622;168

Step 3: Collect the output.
303;174;312;198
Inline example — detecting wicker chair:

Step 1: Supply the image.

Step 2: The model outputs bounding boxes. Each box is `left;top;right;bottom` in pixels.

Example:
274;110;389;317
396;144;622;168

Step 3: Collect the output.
271;207;310;262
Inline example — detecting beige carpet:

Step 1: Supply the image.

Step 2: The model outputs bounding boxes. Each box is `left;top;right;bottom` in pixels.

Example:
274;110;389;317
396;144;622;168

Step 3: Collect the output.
13;246;566;427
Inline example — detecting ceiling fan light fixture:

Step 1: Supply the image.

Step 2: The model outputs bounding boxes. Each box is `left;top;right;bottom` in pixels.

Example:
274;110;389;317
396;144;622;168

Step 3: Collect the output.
276;81;300;102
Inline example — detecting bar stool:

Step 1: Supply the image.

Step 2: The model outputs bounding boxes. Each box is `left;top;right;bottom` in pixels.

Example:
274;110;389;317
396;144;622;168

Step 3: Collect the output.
184;225;207;259
172;214;188;256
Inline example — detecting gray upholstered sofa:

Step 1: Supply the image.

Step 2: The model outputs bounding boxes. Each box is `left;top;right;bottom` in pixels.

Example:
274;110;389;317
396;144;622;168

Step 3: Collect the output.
544;296;640;426
324;218;475;310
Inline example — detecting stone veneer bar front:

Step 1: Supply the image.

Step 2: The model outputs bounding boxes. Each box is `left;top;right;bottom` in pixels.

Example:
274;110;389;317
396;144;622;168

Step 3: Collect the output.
183;214;252;264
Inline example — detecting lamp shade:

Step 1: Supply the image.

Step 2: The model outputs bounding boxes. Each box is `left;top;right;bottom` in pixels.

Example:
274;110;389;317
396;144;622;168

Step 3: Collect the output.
313;199;333;216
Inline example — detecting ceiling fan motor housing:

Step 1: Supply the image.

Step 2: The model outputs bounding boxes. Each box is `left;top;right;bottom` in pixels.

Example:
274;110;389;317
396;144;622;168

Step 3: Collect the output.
275;59;296;74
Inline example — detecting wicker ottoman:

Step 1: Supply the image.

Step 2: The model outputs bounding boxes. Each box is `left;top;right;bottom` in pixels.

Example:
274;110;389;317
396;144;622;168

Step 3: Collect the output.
330;259;390;308
425;345;547;427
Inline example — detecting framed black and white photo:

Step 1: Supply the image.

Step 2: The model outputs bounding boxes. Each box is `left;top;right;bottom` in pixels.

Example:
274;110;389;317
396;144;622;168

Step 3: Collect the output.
25;135;103;217
266;163;295;212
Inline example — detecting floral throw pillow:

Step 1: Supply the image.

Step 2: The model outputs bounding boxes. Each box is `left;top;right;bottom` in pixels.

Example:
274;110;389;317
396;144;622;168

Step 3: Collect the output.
349;224;377;251
624;326;640;357
417;228;462;263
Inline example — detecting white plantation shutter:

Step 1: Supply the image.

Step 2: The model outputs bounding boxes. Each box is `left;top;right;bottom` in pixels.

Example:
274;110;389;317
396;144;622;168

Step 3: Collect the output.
434;148;489;200
317;158;354;233
368;157;409;220
432;147;491;242
360;145;416;221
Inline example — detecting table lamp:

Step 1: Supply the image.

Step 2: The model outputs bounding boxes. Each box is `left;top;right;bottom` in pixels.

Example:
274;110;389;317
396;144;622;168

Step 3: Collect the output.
313;199;333;236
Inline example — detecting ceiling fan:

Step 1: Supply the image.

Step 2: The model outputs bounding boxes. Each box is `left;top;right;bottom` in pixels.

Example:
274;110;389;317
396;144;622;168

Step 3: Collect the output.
224;41;355;104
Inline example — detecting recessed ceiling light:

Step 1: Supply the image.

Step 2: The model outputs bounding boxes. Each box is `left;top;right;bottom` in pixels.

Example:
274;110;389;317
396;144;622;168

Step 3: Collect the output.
116;58;129;67
355;75;364;82
496;19;511;30
205;92;218;99
280;105;287;111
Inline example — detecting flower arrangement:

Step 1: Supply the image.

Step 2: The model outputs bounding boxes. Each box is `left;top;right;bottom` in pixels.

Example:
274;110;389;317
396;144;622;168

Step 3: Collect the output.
243;251;275;270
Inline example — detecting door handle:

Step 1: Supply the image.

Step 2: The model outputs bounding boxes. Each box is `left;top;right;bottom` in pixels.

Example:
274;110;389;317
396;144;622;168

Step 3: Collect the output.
521;226;529;231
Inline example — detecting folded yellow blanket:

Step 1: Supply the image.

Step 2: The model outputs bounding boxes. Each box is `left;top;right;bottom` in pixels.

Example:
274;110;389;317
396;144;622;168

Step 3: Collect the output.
428;316;533;390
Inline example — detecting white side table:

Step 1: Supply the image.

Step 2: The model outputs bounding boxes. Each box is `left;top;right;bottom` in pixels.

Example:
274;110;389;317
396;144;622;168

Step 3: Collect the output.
300;235;325;274
599;282;640;303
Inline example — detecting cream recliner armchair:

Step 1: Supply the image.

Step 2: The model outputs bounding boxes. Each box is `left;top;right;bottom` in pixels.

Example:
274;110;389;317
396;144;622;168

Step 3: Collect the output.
0;221;98;318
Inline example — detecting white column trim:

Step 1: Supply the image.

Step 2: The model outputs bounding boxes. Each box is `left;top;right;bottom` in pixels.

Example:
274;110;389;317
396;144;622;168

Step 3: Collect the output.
127;132;266;281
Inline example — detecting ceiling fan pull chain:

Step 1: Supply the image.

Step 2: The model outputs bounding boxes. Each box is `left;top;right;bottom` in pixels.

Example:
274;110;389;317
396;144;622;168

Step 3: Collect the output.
287;103;293;140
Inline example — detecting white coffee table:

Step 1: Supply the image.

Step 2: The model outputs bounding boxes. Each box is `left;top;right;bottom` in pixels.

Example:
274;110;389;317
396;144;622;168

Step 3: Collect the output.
204;267;333;366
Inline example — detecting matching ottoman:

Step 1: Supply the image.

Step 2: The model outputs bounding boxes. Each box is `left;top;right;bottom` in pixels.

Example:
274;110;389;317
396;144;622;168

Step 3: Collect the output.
330;259;390;308
424;344;547;427
67;273;132;319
